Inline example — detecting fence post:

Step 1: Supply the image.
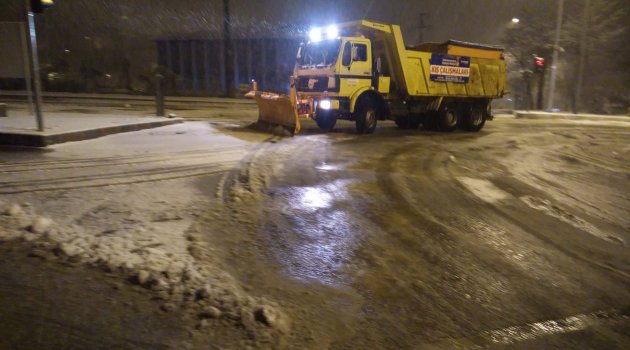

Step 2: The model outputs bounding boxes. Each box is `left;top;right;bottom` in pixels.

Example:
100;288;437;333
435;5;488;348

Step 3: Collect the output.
155;74;165;117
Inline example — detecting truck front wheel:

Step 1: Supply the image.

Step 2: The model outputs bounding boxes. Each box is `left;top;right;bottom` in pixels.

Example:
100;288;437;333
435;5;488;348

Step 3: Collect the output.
354;98;378;134
315;110;337;132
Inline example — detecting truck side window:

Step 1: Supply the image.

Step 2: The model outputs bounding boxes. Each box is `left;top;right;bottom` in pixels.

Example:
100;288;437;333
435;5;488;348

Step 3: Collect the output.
342;42;352;66
354;44;367;62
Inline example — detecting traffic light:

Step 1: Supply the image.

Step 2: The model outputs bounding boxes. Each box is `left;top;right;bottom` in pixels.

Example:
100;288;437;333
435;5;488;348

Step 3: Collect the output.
31;0;54;13
533;56;545;72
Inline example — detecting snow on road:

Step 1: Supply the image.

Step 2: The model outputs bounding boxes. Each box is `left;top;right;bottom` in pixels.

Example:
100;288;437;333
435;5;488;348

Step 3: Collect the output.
2;113;630;349
0;120;290;343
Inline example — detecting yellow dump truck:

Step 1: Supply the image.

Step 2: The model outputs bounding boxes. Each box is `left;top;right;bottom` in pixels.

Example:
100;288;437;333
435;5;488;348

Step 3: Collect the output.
251;20;507;134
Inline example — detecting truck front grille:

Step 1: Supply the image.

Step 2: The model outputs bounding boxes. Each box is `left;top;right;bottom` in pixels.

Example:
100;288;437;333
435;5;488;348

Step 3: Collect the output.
296;76;330;92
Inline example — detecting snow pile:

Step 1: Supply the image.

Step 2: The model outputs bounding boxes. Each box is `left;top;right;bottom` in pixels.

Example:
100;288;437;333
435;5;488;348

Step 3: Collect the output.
0;201;289;338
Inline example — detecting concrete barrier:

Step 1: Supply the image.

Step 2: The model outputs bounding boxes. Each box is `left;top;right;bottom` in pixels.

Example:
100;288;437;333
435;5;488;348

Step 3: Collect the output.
0;118;183;147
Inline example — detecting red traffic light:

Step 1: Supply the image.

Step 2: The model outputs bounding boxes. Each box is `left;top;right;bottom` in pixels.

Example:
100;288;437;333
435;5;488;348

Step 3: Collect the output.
534;56;545;68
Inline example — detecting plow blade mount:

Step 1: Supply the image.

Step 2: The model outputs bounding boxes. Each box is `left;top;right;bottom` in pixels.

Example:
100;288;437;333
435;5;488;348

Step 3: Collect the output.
245;91;301;135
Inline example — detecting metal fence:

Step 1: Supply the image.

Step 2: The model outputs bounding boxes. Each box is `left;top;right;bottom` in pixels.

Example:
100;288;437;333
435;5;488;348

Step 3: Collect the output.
156;38;300;96
0;22;28;82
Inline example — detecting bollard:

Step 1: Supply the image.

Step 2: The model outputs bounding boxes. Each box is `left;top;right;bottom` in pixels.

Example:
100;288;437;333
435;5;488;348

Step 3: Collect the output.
155;73;165;117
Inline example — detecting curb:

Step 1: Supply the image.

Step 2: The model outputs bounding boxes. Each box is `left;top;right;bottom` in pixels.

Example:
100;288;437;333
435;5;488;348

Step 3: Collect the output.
515;111;629;122
0;118;183;147
0;91;256;105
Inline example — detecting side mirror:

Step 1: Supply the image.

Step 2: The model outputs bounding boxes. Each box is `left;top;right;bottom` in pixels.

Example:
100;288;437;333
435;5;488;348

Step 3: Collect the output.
296;44;303;64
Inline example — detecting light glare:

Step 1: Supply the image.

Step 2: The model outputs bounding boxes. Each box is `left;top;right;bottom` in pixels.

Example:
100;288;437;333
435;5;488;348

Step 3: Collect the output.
512;18;520;23
309;28;322;42
326;25;339;39
319;100;331;110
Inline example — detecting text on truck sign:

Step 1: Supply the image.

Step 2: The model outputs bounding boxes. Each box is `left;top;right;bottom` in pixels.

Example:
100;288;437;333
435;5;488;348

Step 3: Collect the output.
429;54;471;83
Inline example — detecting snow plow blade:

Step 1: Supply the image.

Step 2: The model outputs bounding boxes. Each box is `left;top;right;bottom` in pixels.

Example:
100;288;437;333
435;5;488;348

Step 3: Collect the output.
245;90;301;135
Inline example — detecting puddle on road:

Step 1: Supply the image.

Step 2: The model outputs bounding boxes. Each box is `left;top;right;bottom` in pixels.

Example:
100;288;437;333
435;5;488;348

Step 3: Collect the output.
267;179;360;287
295;187;334;211
315;163;344;172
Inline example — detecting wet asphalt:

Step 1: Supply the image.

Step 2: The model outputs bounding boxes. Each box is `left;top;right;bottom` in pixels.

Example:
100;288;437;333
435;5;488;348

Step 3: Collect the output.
1;111;629;349
204;117;630;349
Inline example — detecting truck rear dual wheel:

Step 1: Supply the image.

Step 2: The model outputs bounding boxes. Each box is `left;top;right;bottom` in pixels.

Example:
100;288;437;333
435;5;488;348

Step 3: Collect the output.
355;98;378;134
436;105;458;132
460;107;486;132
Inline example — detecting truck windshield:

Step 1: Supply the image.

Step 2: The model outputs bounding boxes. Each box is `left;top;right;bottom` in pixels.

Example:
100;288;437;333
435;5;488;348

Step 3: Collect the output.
300;39;342;68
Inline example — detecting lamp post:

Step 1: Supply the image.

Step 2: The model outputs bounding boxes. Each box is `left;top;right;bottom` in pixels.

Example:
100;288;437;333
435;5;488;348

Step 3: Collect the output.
546;0;564;111
574;0;590;113
223;0;233;97
24;0;44;131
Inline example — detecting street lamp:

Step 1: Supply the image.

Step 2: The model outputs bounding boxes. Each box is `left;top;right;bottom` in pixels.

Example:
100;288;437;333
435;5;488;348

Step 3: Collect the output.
511;18;520;24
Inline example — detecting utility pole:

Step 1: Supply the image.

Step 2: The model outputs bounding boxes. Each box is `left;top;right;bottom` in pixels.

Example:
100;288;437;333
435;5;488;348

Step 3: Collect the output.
18;22;34;115
223;0;233;97
574;0;590;113
537;70;545;110
417;12;431;43
24;0;45;131
546;0;564;111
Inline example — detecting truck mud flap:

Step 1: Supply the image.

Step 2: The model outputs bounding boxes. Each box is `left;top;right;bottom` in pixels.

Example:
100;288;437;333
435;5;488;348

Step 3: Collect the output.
245;91;301;135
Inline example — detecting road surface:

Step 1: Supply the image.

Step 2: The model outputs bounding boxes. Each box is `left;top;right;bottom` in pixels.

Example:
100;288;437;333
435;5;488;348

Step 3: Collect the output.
0;102;629;349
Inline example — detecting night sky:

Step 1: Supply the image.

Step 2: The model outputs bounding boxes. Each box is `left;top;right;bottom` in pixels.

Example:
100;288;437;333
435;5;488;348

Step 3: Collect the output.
0;0;553;44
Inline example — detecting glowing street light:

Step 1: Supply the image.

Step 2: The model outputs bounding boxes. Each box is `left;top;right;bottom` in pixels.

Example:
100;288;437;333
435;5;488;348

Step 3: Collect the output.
511;18;520;24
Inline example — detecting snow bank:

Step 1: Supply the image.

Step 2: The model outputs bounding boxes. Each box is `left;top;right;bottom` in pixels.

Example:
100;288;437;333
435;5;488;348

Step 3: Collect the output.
0;201;289;338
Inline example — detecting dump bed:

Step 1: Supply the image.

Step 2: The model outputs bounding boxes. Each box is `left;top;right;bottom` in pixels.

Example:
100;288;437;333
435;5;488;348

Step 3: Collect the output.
340;21;507;99
402;41;506;98
409;40;504;59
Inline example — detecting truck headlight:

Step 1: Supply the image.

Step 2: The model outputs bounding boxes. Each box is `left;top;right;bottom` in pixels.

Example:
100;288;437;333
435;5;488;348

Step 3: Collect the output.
319;100;332;110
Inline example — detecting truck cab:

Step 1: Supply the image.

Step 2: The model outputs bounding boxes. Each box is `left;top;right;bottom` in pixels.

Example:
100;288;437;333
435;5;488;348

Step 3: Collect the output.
295;35;385;133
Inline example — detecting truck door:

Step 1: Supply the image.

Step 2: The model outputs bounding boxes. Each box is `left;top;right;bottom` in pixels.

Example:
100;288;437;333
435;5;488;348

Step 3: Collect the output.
341;40;371;78
340;39;372;100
